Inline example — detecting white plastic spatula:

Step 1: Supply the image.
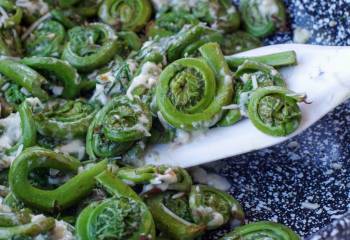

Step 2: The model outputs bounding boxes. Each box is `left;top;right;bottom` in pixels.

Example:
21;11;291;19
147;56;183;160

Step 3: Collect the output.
145;44;350;168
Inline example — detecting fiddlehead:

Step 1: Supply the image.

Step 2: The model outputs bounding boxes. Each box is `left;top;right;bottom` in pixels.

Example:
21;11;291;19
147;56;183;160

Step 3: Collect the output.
156;42;233;130
189;185;244;230
146;10;199;38
9;147;108;212
62;23;120;72
219;60;286;127
240;0;286;37
220;221;300;240
24;19;66;58
21;57;80;99
33;99;98;140
192;0;240;33
247;86;304;136
98;0;152;32
146;191;205;240
0;60;49;101
86;95;152;159
117;165;192;193
76;170;155;240
136;24;222;64
221;31;261;55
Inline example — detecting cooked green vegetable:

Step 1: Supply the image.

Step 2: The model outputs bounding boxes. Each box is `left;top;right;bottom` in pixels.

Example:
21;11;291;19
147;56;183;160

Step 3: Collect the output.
220;221;300;240
0;2;302;239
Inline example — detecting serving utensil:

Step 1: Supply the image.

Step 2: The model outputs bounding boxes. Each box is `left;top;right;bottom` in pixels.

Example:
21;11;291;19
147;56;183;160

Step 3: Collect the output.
145;44;350;167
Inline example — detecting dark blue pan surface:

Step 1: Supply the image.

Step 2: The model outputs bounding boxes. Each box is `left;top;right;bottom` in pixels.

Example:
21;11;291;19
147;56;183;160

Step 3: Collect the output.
207;1;350;239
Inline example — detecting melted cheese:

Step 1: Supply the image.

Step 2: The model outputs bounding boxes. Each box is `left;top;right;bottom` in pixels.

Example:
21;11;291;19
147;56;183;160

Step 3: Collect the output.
0;113;21;151
16;0;49;15
55;140;85;160
293;27;311;44
257;0;279;17
126;62;162;99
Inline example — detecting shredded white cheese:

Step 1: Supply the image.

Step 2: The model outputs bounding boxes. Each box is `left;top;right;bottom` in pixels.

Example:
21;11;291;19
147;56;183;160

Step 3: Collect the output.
190;167;231;191
55;140;85;160
143;168;178;192
90;83;109;105
126;62;162;99
50;220;74;240
0;113;21;151
293;27;311;43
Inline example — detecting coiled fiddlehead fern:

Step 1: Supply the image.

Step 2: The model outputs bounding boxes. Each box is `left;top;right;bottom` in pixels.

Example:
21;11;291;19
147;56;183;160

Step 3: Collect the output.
189;185;244;230
146;10;199;38
192;0;240;33
86;95;152;159
221;31;261;55
247;86;304;136
146;191;205;240
0;60;49;101
9;147;108;212
156;42;233;130
240;0;286;37
76;170;155;240
220;221;300;240
62;23;120;72
25;19;66;58
219;60;286;127
117;165;192;193
21;56;80;99
33;99;98;140
98;0;152;32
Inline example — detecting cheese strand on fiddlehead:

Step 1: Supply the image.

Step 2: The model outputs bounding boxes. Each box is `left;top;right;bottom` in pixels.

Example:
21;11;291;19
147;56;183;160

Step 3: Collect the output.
219;221;300;240
156;42;233;130
98;0;152;32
